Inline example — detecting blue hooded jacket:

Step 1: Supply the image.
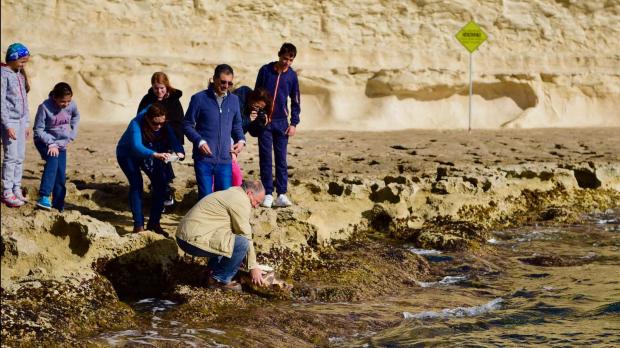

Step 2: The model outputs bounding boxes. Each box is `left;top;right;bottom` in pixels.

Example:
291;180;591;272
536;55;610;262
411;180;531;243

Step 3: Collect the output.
183;85;245;163
254;62;300;127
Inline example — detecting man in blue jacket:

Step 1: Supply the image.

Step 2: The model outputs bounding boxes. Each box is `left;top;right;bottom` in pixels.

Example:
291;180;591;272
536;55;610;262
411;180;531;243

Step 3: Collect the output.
255;43;301;208
184;64;246;199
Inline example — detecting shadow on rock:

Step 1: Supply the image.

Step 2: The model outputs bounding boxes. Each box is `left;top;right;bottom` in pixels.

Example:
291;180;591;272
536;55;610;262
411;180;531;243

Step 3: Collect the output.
95;238;179;301
49;218;92;257
69;204;134;235
72;179;131;211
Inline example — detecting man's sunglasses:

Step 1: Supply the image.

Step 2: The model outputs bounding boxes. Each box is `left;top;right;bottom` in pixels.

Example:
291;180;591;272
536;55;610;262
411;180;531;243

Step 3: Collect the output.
218;80;234;87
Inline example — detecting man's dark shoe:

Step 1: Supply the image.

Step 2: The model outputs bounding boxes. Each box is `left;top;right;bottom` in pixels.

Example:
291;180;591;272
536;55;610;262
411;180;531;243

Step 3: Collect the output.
147;223;170;238
207;277;242;292
133;226;145;233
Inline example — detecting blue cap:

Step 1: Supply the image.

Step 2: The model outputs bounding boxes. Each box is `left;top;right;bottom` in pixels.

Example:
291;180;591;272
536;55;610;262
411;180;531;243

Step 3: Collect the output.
6;43;30;62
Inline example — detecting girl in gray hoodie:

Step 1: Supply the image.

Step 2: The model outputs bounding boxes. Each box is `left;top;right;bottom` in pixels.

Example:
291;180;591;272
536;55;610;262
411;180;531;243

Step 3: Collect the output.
1;43;31;207
33;82;80;211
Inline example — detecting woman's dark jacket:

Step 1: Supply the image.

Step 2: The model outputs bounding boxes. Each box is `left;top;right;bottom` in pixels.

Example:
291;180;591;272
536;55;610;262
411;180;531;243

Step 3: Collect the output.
138;88;185;145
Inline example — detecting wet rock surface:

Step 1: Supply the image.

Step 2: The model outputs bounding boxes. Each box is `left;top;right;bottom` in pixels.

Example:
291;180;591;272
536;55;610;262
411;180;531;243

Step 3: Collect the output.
518;255;586;267
1;277;135;345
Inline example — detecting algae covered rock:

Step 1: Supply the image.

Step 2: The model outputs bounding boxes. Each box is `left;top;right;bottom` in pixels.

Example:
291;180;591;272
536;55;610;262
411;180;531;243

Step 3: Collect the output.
390;216;488;251
1;277;135;346
290;238;430;302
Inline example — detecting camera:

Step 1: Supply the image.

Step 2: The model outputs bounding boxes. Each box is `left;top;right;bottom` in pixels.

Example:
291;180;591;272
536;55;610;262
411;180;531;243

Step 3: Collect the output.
256;109;267;126
248;107;268;136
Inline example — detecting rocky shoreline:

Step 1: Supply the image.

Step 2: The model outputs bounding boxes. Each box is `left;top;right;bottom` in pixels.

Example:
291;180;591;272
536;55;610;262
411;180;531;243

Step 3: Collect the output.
1;127;619;345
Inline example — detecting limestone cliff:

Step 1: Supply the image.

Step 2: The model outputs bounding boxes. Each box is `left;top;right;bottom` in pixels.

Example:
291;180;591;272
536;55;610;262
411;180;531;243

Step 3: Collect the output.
1;0;619;129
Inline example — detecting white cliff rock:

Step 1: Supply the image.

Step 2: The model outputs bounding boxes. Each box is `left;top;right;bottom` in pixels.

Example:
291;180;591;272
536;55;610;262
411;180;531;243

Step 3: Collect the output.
1;0;618;129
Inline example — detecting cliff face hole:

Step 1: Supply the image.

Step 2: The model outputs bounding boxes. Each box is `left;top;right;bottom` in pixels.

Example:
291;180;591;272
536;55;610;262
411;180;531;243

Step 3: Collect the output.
328;182;345;196
50;219;91;257
363;205;394;232
369;185;401;204
573;169;601;189
466;82;538;110
384;175;407;185
365;77;538;112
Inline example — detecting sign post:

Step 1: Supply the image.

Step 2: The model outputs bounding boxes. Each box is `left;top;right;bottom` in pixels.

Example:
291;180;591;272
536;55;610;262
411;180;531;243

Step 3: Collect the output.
455;21;488;132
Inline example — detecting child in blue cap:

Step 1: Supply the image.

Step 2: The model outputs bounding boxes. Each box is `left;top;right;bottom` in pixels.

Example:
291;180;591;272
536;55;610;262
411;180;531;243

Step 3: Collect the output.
1;43;31;207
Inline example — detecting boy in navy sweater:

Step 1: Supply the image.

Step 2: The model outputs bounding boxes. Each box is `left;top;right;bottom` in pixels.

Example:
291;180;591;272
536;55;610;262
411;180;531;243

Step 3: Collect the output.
254;43;300;208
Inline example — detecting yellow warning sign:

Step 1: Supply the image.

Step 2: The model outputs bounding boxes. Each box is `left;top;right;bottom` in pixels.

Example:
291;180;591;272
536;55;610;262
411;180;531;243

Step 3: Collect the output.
456;21;488;53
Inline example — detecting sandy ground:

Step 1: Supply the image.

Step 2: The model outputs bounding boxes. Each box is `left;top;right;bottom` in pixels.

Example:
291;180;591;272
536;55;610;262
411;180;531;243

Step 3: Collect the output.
12;124;619;233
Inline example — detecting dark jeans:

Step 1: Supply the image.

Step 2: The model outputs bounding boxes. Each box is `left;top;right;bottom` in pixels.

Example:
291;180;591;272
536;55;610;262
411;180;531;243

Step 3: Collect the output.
258;119;289;195
35;141;67;210
176;235;250;284
117;155;166;228
194;159;232;200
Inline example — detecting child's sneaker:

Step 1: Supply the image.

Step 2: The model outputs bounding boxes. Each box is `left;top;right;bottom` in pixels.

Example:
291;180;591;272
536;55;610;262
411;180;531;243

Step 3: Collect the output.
2;192;25;207
273;194;292;207
13;188;28;202
36;196;52;210
261;194;274;208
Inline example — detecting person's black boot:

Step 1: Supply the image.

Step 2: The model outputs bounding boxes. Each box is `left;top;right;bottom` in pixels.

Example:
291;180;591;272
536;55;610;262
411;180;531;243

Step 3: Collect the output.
146;223;170;238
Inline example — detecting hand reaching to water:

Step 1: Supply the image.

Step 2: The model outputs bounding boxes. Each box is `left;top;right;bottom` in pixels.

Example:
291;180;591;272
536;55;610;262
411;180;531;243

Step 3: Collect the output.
250;268;265;287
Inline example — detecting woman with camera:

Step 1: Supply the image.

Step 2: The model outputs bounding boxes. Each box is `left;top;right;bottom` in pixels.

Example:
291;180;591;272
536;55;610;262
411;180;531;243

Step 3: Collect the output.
229;86;272;186
233;86;272;136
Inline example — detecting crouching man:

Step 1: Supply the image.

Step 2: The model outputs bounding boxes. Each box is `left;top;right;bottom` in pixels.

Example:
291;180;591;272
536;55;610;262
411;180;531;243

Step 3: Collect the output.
176;180;266;291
